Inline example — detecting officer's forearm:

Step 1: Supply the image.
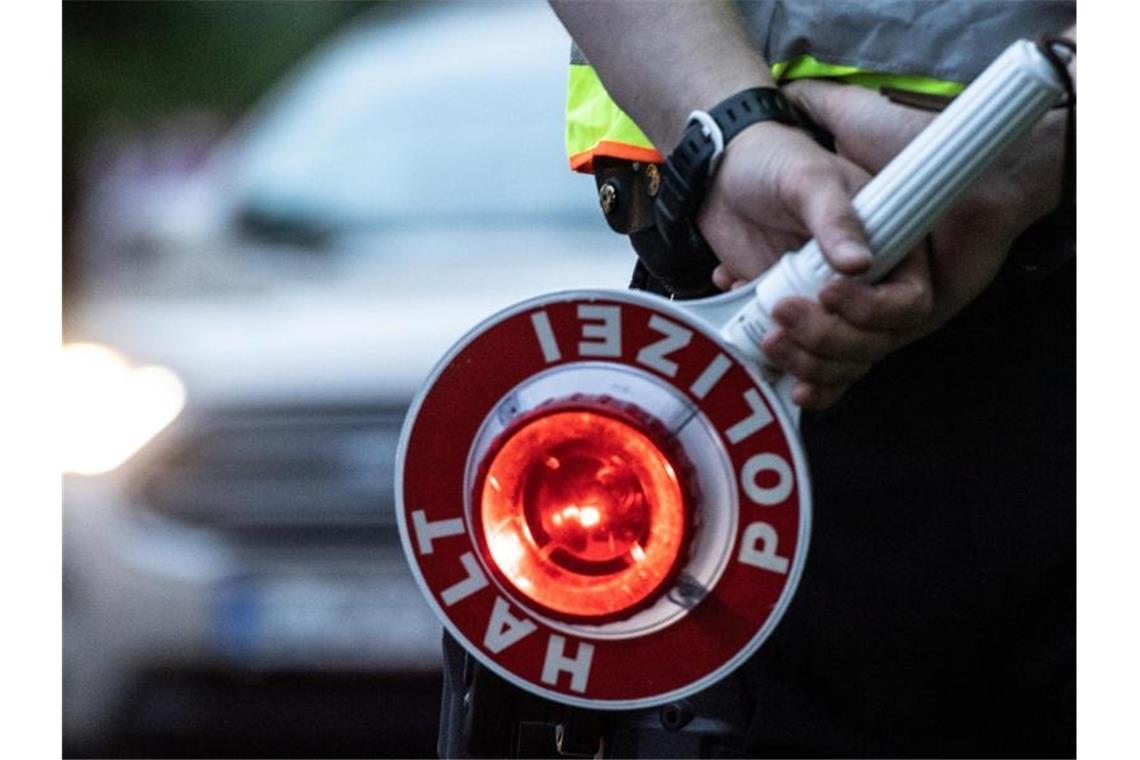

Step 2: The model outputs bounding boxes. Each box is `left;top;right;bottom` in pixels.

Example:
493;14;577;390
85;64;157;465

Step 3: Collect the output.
549;0;774;149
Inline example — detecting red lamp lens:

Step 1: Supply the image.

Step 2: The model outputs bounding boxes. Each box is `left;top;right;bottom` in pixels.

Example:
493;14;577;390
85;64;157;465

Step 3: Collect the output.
478;409;687;619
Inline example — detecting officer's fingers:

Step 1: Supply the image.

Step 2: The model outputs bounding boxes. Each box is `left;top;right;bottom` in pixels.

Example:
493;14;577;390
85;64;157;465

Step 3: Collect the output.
784;79;933;172
819;250;934;333
711;264;735;291
782;80;848;133
768;297;896;363
761;327;871;385
712;264;757;292
700;200;784;281
790;380;848;410
788;167;873;277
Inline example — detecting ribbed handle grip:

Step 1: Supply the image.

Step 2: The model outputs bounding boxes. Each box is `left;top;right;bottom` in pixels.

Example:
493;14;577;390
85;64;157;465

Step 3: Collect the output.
724;40;1067;365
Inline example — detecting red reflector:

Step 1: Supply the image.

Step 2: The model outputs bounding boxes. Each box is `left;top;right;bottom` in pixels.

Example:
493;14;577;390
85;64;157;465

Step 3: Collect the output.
477;409;688;620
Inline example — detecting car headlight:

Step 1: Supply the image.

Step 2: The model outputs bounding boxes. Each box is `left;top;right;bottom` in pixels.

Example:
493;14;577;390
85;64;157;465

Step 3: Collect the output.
62;343;186;476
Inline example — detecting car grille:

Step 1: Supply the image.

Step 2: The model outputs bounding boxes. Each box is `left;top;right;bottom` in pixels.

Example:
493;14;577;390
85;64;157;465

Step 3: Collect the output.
135;404;408;534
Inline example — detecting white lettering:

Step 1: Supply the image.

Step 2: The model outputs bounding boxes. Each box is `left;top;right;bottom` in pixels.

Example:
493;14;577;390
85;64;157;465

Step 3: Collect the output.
725;388;774;444
577;305;622;357
541;635;595;693
690;353;731;399
483;596;537;654
636;315;692;377
530;310;561;363
740;453;794;506
412;510;465;555
440;552;489;606
737;521;789;575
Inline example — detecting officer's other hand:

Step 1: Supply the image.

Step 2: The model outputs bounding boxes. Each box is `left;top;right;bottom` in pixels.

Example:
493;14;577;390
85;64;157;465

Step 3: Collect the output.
698;101;926;410
751;79;1061;410
699;121;874;291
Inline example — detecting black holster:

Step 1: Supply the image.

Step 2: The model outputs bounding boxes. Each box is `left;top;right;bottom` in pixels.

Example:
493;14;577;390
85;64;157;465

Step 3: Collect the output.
592;157;722;300
438;632;751;759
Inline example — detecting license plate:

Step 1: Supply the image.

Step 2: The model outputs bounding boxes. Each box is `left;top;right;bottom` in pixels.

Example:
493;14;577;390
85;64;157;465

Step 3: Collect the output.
215;574;439;668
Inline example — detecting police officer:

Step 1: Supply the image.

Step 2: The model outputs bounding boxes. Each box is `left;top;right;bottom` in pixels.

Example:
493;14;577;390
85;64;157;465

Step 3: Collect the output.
441;2;1076;756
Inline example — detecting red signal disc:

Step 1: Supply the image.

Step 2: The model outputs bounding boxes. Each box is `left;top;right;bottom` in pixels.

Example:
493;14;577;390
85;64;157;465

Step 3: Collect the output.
476;408;688;620
397;291;810;708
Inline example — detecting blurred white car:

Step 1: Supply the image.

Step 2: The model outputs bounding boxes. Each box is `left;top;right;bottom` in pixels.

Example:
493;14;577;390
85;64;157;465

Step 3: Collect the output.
64;3;631;754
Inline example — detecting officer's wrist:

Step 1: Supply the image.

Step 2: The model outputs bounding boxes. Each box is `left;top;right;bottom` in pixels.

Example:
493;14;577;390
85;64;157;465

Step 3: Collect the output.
653;87;803;248
651;71;775;148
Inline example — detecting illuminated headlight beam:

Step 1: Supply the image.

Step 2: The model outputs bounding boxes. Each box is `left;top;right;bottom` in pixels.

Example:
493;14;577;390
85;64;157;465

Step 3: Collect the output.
62;343;186;475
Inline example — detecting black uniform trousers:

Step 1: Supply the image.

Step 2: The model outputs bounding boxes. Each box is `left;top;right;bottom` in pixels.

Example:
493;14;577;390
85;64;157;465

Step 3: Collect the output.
739;247;1075;758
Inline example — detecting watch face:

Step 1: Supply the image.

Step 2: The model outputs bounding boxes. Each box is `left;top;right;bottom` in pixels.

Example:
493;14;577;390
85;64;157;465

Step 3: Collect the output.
398;289;811;708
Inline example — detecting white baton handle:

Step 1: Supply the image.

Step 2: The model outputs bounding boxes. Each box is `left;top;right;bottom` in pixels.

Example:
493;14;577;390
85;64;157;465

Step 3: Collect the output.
723;40;1069;365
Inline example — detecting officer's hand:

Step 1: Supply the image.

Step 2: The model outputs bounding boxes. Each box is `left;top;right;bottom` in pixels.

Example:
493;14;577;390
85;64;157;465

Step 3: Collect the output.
753;79;1063;409
697;121;875;290
698;108;930;410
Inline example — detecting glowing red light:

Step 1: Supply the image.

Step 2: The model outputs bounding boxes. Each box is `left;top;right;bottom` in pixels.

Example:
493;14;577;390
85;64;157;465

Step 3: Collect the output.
477;409;688;619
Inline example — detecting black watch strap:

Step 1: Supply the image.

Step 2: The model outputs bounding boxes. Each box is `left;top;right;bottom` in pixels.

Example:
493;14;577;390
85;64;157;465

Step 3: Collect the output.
654;87;802;247
710;85;801;142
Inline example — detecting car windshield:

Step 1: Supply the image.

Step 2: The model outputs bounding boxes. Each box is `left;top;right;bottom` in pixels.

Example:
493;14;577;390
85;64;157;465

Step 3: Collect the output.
71;3;630;302
227;3;600;230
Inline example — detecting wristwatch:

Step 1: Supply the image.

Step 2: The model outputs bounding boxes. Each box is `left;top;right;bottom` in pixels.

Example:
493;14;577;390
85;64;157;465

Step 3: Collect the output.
653;87;805;249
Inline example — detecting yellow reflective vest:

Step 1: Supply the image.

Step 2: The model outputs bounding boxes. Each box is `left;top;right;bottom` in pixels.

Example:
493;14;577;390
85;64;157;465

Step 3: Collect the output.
565;0;1074;173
